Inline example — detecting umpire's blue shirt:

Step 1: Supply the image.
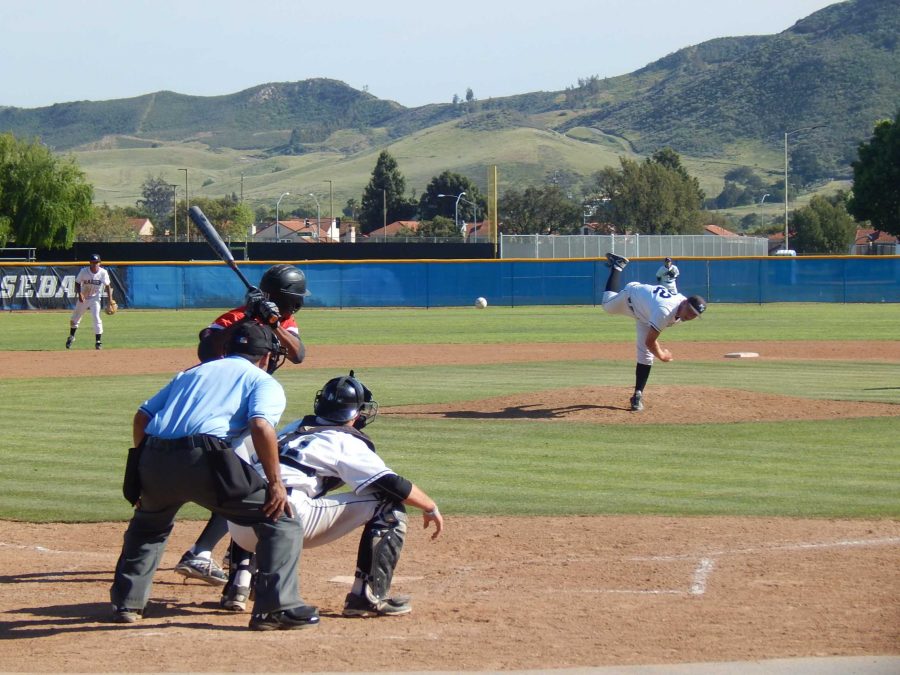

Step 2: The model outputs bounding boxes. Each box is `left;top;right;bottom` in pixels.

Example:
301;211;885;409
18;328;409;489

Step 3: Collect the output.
140;355;286;442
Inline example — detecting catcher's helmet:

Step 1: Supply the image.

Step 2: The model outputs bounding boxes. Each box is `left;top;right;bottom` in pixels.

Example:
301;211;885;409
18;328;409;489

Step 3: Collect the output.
260;264;308;316
314;371;378;428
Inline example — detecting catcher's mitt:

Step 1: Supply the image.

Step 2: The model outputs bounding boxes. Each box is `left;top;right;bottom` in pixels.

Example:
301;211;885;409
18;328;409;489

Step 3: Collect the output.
105;300;118;315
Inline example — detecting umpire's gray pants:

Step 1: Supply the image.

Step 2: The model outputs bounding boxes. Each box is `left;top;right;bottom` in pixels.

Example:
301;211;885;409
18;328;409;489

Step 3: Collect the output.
110;442;304;615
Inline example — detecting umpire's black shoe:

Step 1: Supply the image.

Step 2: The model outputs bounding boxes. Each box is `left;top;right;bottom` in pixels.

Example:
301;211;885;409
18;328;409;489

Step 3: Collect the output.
249;605;319;631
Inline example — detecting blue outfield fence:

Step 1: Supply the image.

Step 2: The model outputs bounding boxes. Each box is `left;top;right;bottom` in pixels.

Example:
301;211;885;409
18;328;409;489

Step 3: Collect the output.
2;257;898;310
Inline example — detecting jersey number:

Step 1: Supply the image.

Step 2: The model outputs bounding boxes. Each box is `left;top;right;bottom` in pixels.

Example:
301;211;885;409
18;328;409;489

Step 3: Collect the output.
652;286;673;299
280;437;317;477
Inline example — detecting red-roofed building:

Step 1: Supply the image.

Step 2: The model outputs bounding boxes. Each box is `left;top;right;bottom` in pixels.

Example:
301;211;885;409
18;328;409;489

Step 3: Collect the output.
254;218;358;243
852;228;898;255
366;221;420;239
703;224;738;237
128;217;154;239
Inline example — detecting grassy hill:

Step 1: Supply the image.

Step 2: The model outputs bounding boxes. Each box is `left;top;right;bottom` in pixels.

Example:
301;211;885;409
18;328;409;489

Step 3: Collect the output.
0;0;895;212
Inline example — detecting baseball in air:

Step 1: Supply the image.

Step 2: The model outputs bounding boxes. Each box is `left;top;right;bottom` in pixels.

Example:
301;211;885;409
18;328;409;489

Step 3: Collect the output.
474;297;488;309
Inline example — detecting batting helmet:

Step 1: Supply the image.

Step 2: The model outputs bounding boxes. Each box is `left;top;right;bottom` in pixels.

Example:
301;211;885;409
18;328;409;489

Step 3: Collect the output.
314;371;378;428
260;264;308;316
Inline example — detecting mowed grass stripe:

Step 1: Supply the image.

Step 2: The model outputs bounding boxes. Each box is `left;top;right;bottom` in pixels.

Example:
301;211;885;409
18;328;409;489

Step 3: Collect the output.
3;302;899;350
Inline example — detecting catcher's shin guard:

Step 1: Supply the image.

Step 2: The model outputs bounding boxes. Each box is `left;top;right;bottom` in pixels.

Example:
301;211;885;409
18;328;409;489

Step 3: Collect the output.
354;502;407;603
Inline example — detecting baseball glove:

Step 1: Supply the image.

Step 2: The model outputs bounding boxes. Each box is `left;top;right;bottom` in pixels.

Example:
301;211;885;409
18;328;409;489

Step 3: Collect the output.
106;300;118;315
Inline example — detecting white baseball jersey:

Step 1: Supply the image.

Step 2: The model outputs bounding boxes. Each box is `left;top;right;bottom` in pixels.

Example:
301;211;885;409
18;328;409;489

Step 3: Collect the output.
601;282;686;365
655;263;679;293
70;265;111;332
229;417;397;551
75;265;111;299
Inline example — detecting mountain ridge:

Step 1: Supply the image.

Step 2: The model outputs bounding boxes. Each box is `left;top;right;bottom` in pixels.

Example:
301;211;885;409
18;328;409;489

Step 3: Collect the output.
1;0;896;206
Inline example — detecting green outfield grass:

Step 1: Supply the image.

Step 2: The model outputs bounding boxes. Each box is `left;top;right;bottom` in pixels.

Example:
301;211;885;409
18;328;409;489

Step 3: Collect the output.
0;304;897;522
2;302;899;350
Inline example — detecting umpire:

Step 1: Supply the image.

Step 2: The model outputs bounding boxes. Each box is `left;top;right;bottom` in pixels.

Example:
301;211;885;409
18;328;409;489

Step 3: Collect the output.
109;322;319;631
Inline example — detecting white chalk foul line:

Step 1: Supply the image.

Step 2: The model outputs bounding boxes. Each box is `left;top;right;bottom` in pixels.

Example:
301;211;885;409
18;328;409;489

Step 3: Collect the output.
634;536;900;562
0;541;115;558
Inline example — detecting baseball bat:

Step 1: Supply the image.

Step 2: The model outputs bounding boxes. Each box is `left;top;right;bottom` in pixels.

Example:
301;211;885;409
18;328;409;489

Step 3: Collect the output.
188;205;255;291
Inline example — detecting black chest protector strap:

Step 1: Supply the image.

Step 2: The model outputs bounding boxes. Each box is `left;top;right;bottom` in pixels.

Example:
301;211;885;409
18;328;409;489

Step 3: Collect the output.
283;415;377;453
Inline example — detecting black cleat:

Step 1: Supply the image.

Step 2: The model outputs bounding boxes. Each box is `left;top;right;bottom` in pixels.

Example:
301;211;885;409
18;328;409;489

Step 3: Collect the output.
249;605;320;631
342;592;412;617
630;391;644;411
606;253;630;271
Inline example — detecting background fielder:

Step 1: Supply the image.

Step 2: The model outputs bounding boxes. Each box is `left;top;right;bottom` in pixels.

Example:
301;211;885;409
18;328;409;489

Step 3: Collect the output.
224;372;444;617
66;253;114;350
602;253;706;412
655;257;680;294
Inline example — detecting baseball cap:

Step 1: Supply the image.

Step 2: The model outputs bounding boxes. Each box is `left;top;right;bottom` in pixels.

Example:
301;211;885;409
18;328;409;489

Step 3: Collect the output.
228;322;274;357
89;254;101;263
664;257;672;264
685;295;707;317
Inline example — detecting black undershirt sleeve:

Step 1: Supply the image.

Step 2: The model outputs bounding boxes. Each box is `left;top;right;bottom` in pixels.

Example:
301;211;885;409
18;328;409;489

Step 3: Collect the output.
370;473;413;501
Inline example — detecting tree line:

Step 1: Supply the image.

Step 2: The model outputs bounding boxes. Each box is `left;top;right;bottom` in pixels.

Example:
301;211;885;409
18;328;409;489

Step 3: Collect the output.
1;109;898;253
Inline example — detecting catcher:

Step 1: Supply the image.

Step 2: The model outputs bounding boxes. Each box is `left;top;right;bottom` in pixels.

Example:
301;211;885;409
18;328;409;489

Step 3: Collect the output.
222;372;444;616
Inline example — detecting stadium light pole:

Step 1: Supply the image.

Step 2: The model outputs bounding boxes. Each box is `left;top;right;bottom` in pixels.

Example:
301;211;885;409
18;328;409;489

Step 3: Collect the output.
276;191;290;242
169;184;178;240
783;125;824;252
381;188;387;242
325;180;334;227
179;168;188;241
308;193;321;241
459;195;478;242
438;192;466;237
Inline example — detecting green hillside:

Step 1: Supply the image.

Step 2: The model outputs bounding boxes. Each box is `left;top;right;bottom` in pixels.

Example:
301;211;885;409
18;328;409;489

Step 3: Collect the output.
0;0;895;209
557;0;899;167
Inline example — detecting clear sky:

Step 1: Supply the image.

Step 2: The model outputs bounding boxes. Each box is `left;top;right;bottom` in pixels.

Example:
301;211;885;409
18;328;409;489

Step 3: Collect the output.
1;0;840;110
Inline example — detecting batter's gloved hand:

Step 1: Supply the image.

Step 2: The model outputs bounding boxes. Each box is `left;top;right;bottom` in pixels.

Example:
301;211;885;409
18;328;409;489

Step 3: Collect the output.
244;287;264;307
254;300;281;326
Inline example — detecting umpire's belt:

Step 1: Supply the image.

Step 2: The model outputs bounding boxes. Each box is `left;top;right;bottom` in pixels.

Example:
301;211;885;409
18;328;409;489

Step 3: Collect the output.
145;434;226;451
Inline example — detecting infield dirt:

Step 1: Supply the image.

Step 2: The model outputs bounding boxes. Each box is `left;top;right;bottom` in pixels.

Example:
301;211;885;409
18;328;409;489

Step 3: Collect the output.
0;340;897;672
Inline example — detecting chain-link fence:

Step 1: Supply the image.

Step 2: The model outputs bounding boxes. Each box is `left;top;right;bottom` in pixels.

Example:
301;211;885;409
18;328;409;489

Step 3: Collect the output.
499;234;768;259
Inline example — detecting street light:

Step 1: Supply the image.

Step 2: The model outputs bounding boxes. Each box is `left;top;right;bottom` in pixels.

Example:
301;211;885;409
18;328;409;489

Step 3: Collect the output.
325;180;334;230
783;125;824;252
275;191;290;242
458;196;478;241
308;193;321;241
438;192;466;237
179;168;188;241
169;184;178;240
757;193;770;230
381;188;387;241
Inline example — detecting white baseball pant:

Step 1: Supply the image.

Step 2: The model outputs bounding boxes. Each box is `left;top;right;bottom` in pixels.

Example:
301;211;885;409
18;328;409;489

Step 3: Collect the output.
69;296;103;334
602;282;655;366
